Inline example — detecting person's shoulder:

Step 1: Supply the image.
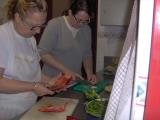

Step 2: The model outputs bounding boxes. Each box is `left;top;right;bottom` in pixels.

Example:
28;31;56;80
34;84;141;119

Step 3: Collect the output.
0;20;13;29
45;17;64;31
0;21;12;33
0;21;12;44
48;16;64;25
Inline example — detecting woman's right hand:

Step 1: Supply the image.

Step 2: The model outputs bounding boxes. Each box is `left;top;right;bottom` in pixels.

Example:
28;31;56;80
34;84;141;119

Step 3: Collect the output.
33;82;55;96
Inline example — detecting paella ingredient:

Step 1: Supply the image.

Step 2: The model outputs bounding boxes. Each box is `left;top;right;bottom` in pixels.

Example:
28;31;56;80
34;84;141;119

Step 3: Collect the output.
38;102;68;112
50;74;72;91
105;85;113;92
86;99;107;117
103;65;116;76
85;87;100;101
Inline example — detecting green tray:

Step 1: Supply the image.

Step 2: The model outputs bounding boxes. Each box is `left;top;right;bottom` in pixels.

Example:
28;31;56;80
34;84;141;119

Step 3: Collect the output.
73;80;113;94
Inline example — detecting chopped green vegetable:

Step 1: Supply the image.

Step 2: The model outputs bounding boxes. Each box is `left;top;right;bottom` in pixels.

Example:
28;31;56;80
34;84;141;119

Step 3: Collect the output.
85;87;100;101
86;99;107;117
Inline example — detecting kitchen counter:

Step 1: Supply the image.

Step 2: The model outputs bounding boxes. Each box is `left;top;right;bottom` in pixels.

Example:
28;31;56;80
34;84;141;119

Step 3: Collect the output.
21;72;113;120
53;72;113;120
54;87;111;120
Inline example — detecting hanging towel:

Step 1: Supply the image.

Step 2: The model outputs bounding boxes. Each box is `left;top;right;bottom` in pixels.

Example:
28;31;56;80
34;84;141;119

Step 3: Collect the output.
104;0;138;119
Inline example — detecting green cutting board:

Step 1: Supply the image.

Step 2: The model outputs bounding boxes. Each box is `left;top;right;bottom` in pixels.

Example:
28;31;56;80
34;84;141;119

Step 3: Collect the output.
73;80;113;94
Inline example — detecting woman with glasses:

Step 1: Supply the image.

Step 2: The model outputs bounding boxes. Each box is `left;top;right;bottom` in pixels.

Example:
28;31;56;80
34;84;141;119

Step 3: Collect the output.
0;0;59;119
39;0;97;85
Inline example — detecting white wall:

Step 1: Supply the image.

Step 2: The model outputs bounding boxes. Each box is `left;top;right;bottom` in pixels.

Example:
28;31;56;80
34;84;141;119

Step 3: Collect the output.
100;0;133;25
96;0;133;72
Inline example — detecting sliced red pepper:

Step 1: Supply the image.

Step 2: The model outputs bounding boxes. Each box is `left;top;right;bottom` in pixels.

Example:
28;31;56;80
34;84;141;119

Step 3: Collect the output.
50;74;72;91
55;74;72;85
38;102;68;112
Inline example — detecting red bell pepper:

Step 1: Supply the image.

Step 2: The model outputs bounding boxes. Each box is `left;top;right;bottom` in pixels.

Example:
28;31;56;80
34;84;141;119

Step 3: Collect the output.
38;102;68;112
50;74;72;91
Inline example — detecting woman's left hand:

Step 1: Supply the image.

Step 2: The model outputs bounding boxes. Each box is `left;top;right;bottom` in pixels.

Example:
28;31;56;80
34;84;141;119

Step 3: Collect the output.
87;74;97;85
45;73;72;93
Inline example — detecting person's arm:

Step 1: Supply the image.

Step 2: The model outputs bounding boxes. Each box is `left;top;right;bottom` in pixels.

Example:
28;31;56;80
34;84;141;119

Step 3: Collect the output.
0;68;54;96
83;57;97;85
0;77;35;94
83;57;93;76
41;53;84;80
41;53;69;75
82;26;97;84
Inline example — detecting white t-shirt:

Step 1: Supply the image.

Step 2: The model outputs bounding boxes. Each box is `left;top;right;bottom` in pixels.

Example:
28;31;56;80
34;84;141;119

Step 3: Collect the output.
63;16;79;38
0;21;41;120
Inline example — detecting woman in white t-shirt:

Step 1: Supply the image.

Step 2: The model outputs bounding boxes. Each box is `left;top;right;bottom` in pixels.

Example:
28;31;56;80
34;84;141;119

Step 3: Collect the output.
0;0;58;119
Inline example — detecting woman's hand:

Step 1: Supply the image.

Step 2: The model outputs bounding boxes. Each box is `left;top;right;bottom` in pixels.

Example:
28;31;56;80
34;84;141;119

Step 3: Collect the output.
49;74;72;91
33;82;55;96
43;73;70;93
87;74;97;85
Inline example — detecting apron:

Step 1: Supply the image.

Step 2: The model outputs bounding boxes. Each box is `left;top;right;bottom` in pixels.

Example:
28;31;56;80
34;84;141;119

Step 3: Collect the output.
0;22;41;120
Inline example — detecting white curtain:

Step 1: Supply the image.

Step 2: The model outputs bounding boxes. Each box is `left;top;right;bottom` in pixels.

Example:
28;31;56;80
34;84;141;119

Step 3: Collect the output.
104;0;138;119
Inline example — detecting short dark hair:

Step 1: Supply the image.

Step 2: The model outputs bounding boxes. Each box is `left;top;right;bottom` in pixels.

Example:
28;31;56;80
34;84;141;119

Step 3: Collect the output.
70;0;93;16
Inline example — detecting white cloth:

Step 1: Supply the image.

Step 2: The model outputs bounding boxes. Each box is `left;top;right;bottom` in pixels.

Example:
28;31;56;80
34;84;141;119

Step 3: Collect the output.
104;0;138;119
104;46;133;120
0;21;41;120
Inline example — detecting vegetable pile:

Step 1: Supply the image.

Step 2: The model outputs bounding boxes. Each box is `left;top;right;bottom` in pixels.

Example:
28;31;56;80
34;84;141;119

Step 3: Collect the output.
85;99;107;117
85;87;100;101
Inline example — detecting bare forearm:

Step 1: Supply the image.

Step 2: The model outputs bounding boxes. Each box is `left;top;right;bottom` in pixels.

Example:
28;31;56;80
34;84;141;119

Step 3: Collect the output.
83;58;97;84
41;53;68;73
0;77;35;94
83;57;93;75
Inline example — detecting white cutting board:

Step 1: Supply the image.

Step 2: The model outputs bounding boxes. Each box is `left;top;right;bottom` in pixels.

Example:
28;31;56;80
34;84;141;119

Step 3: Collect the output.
20;97;79;120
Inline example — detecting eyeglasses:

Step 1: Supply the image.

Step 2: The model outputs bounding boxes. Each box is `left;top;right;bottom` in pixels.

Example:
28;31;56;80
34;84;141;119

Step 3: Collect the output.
73;15;90;25
21;18;47;31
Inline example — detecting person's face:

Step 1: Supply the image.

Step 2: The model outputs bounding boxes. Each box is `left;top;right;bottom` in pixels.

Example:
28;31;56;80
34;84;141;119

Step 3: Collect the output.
71;11;90;28
15;11;47;38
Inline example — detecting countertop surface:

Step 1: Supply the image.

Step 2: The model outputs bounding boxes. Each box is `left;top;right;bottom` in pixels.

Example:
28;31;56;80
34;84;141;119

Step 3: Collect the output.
53;73;113;120
21;72;113;120
54;88;111;120
20;97;79;120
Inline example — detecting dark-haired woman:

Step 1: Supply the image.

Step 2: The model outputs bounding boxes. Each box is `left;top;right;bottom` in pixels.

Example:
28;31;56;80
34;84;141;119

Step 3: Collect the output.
39;0;97;85
0;0;59;119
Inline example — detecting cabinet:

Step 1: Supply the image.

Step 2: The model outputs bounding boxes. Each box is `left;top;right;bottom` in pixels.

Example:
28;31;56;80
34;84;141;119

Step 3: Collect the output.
100;0;134;25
